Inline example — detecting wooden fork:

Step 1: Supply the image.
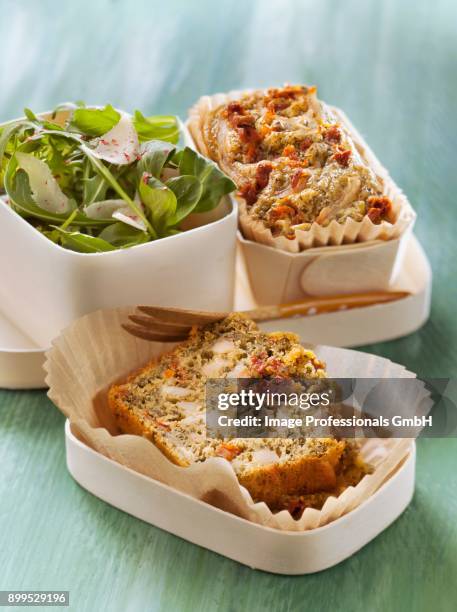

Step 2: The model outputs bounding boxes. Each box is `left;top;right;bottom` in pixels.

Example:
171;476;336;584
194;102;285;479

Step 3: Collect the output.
122;290;410;342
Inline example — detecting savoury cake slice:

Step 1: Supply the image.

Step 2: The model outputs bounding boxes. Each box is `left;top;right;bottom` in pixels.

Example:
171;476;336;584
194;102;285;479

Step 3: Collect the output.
189;85;394;240
109;314;366;513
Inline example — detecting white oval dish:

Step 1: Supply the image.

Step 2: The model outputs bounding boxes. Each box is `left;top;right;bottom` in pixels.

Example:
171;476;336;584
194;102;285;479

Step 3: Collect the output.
65;420;415;575
0;314;45;389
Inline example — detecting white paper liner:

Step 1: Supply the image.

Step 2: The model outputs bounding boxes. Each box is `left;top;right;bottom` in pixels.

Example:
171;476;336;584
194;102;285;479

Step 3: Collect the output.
45;307;421;532
188;90;416;252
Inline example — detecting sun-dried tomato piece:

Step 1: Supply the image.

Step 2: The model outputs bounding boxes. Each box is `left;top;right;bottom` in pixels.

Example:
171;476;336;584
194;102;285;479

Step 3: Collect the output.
272;100;290;112
333;149;351;167
238;181;258;206
269;201;305;227
266;85;306;100
269;203;297;221
366;196;392;223
291;169;308;191
238;162;273;205
313;358;326;370
235;124;262;162
215;443;241;462
282;144;298;159
299;137;313;151
291;170;302;190
225;102;243;116
263;86;306;113
231;114;256;128
245;143;259;163
250;351;268;375
324;125;341;143
225;102;265;162
265;357;288;375
255;161;273;190
237;124;260;142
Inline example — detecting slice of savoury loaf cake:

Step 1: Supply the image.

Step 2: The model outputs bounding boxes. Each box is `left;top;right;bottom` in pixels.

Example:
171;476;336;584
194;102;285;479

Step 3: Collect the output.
108;314;367;514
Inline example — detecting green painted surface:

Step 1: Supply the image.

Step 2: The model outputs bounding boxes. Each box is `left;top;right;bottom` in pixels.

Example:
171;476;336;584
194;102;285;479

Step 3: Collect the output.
0;0;456;610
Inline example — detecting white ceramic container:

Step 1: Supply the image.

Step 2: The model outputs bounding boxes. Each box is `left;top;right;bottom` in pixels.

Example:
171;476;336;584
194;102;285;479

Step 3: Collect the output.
0;313;44;388
0;194;237;348
65;420;415;575
0;110;237;347
0;110;431;388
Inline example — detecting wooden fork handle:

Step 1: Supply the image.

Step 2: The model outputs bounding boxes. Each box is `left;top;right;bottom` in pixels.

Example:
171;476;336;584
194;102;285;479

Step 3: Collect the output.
138;305;227;325
125;290;411;343
245;290;410;322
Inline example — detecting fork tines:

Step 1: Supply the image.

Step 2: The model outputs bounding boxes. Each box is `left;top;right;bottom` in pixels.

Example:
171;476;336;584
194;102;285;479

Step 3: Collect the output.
123;305;227;342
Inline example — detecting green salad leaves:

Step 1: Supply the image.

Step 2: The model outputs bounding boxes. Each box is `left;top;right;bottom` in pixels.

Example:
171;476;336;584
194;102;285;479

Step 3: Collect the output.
0;104;235;253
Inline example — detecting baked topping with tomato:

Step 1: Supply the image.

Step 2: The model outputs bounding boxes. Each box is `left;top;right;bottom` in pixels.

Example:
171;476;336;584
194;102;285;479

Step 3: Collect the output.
200;85;394;238
155;419;171;432
268;201;306;236
224;102;262;162
265;84;309;100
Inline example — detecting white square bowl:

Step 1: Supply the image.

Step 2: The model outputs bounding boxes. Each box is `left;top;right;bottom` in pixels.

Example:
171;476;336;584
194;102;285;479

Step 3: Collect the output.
0;194;237;347
0;111;238;347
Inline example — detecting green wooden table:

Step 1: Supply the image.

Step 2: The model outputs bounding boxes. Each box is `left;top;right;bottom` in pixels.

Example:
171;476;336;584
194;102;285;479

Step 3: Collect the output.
1;1;456;610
